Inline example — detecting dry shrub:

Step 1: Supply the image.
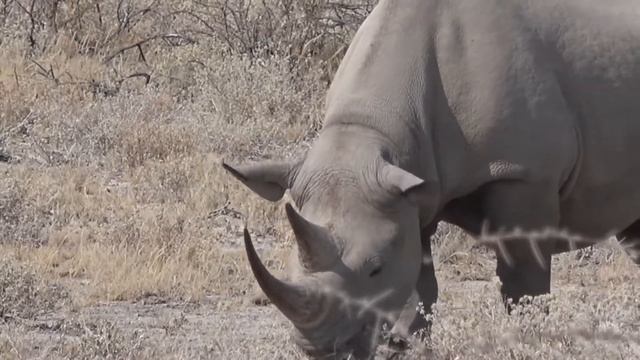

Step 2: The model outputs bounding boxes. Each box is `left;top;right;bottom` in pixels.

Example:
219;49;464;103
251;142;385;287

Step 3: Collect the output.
1;317;147;360
0;0;374;105
0;257;68;320
116;121;196;168
174;0;375;80
384;240;640;360
0;176;46;243
416;288;640;359
51;319;146;360
1;49;326;166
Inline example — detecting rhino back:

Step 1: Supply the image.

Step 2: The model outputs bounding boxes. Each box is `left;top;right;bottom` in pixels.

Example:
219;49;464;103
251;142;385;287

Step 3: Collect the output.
322;0;640;236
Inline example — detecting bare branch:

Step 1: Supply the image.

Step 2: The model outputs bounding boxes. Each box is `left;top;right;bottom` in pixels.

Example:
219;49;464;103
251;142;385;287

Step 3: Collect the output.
13;65;19;88
14;0;39;49
124;72;151;85
95;0;102;26
103;35;159;63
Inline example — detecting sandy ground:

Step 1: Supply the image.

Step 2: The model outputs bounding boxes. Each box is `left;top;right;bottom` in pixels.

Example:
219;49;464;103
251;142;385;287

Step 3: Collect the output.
3;260;638;360
1;275;492;359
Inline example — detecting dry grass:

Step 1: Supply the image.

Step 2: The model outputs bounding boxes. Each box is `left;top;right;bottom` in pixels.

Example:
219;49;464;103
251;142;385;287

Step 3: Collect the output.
0;152;294;302
0;0;639;359
0;257;69;320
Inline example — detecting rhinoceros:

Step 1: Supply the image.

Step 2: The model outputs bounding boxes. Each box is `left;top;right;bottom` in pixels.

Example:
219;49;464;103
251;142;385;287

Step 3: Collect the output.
223;0;640;357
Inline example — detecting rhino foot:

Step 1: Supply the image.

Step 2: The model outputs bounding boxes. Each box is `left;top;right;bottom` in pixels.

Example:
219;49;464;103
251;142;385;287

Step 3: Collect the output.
378;336;432;360
386;335;410;352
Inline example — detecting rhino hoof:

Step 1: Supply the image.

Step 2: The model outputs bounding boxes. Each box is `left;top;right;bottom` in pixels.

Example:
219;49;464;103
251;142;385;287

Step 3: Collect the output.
386;335;410;352
377;340;407;359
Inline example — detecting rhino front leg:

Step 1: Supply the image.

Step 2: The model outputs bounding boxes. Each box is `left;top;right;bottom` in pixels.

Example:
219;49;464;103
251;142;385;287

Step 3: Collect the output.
618;220;640;265
484;182;559;309
388;224;438;347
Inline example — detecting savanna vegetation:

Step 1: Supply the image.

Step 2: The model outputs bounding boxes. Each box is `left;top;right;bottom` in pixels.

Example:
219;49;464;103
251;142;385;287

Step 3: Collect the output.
0;1;638;358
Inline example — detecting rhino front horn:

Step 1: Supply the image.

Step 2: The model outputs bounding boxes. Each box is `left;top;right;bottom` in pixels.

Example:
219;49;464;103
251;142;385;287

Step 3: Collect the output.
243;228;321;326
285;203;338;271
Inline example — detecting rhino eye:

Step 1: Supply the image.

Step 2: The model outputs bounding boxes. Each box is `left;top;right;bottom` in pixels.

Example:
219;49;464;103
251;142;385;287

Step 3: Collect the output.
369;267;382;277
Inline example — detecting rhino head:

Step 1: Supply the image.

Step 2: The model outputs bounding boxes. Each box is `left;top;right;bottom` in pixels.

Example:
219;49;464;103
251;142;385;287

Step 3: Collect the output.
223;128;438;358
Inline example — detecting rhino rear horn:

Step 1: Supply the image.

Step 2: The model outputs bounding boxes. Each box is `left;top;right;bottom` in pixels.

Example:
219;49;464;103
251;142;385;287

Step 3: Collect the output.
222;160;297;201
285;203;337;271
243;228;320;325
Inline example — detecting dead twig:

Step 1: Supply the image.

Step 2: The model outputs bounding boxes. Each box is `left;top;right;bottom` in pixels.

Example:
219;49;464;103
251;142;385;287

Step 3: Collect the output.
103;35;159;64
161;33;196;47
122;72;151;85
103;33;192;64
95;0;102;26
14;0;39;49
13;65;19;88
29;59;58;84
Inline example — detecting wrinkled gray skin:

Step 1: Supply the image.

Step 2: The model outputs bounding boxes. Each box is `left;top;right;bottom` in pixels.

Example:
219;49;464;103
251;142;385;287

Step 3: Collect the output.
223;0;640;358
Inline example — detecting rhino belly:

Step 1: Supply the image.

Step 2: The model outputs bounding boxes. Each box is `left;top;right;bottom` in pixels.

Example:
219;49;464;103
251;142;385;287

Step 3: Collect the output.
559;183;640;239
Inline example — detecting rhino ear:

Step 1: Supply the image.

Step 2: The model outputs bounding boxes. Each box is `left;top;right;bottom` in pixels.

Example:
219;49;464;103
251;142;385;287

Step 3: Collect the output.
382;163;437;206
222;160;297;202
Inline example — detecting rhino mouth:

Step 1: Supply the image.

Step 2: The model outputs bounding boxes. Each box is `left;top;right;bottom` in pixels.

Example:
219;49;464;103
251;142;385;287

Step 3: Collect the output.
340;327;377;360
296;321;378;360
299;326;375;360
